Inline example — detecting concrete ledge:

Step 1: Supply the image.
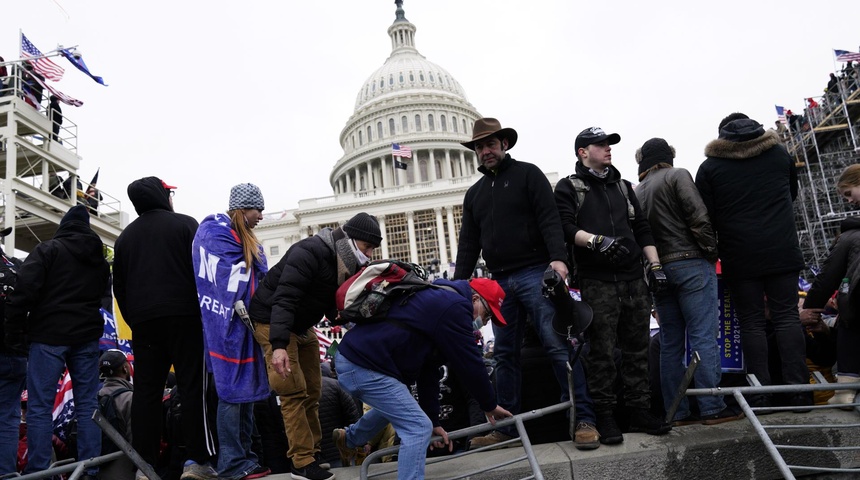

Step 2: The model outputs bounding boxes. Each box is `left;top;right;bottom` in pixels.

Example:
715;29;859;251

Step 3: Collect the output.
315;409;860;480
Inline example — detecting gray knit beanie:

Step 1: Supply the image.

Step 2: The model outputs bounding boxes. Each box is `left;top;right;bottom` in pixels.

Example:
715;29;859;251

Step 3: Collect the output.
228;183;265;211
343;212;382;247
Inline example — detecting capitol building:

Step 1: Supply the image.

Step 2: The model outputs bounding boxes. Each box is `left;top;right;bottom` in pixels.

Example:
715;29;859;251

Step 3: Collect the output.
255;1;556;274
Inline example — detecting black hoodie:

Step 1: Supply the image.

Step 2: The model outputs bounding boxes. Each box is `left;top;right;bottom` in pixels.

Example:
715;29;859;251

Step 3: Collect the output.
113;177;200;326
5;205;110;345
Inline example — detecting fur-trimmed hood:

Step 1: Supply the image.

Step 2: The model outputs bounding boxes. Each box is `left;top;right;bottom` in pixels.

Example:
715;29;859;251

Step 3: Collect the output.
704;126;780;160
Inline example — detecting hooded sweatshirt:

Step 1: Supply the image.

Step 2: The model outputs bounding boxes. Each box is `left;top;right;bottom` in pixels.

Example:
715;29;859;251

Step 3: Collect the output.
113;177;200;326
6;205;110;345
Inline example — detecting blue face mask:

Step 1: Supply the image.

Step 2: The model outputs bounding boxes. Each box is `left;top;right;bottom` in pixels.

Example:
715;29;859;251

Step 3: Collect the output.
473;316;484;332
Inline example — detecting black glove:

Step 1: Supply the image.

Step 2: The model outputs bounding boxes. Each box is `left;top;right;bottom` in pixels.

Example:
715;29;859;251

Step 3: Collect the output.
590;235;631;264
647;264;670;295
4;332;27;356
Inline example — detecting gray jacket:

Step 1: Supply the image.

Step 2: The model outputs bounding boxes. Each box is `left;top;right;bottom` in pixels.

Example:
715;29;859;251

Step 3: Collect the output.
635;167;718;264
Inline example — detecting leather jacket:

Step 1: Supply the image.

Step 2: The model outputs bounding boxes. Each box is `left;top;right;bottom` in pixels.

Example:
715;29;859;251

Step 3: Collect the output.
635;167;717;264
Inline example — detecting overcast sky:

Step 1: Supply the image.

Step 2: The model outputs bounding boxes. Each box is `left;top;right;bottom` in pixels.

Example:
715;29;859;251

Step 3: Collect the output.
7;0;860;222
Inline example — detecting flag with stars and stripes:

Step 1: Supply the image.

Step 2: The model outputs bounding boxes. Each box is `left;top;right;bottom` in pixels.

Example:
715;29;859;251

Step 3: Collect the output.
21;33;64;81
775;105;787;125
315;326;332;360
51;370;75;442
835;49;860;62
392;143;412;158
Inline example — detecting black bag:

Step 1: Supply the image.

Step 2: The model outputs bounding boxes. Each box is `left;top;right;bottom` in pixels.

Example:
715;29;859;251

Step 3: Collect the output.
99;387;131;454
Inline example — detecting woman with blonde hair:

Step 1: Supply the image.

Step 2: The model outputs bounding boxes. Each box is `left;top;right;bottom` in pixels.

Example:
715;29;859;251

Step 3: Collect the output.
192;183;271;479
803;164;860;407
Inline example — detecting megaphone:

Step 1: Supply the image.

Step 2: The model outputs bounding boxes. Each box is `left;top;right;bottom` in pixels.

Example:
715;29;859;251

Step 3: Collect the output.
541;266;592;339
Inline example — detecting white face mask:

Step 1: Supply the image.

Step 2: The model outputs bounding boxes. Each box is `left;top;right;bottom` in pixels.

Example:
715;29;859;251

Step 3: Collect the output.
351;239;370;266
473;316;484;332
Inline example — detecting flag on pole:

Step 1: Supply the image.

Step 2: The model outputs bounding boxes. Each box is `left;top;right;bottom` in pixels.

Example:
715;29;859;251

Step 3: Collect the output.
26;68;83;107
315;327;332;360
775;105;787;125
392;143;412;158
394;159;408;170
21;33;64;81
60;48;107;85
834;49;860;62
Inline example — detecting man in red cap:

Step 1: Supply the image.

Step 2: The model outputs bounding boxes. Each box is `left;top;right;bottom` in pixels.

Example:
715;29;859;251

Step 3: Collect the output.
113;177;217;480
332;277;511;479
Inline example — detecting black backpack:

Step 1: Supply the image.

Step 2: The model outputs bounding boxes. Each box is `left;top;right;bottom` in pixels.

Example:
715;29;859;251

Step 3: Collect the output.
99;387;131;454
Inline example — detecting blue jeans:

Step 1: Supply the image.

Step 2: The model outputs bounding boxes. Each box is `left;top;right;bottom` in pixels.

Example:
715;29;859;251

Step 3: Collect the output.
25;341;100;476
655;259;725;419
336;352;432;480
0;353;26;475
216;400;260;479
493;264;595;436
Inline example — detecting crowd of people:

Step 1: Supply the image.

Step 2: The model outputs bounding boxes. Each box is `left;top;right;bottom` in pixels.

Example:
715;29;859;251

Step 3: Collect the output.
0;110;858;480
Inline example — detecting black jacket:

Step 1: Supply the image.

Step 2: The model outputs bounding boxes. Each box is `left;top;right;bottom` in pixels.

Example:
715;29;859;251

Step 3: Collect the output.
113;177;200;326
696;120;804;279
249;232;338;350
318;376;362;464
454;155;567;279
0;251;22;356
635;167;718;264
554;161;655;281
6;213;110;345
804;217;860;328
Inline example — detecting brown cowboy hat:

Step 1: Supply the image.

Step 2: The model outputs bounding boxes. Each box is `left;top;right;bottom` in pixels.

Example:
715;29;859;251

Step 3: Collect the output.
461;118;518;151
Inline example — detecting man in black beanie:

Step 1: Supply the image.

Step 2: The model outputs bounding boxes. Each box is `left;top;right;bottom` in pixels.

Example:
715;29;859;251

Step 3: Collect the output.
635;139;742;426
249;212;381;480
695;115;809;410
6;205;110;479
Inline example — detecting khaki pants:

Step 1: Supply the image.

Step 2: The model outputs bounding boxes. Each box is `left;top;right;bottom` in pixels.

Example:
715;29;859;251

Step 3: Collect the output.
254;324;322;469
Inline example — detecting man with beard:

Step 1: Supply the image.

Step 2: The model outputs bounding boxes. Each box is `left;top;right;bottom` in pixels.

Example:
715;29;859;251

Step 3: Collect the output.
455;118;600;451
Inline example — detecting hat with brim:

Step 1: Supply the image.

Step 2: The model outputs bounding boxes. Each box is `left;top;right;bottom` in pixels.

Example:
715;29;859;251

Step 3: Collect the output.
575;127;621;151
0;227;12;238
469;277;507;327
461;118;518;151
551;297;593;338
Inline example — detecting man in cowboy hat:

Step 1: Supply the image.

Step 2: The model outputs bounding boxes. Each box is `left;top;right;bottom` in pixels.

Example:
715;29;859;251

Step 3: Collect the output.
554;127;671;445
454;118;600;450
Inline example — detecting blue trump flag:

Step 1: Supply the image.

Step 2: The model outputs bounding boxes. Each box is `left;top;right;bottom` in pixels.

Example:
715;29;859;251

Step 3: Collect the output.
60;48;107;85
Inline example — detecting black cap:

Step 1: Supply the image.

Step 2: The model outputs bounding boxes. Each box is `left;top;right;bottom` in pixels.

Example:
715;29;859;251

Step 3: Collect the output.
575;127;621;151
343;212;382;247
99;349;128;376
59;204;90;226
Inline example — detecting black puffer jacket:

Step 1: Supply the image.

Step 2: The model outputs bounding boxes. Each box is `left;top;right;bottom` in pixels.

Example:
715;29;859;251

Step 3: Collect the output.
454;155;567;279
318;376;361;464
635;167;717;264
249;232;338;350
554;161;655;281
696;120;803;279
804;217;860;328
113;177;200;326
6;207;110;345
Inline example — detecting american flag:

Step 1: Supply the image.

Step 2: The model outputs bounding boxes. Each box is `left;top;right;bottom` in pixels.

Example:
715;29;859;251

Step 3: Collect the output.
52;370;76;442
21;33;64;81
26;67;83;107
775;105;787;125
315;326;332;360
835;49;860;62
392;143;412;158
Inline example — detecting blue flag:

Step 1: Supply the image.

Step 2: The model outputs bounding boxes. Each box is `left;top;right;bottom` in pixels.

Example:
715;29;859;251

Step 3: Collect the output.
60;49;107;85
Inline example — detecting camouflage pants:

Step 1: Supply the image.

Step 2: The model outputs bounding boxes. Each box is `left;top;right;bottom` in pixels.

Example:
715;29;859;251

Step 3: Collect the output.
580;277;652;415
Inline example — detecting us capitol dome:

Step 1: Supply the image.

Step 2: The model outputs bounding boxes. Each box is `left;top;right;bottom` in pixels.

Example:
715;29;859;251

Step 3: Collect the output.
255;0;556;274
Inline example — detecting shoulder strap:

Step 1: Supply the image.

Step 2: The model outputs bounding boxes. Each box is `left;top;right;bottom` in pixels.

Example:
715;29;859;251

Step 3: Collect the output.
565;175;589;225
617;180;636;223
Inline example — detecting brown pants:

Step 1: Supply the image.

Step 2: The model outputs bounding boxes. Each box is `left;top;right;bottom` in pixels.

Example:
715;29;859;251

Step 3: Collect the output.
254;324;322;469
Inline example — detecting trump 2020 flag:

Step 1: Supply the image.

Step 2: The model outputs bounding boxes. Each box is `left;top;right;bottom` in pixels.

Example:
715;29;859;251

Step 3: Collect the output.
834;49;860;62
775;105;787;125
61;48;107;85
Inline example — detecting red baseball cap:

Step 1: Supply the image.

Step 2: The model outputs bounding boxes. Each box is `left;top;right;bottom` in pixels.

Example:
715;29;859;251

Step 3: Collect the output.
161;179;178;190
470;278;506;326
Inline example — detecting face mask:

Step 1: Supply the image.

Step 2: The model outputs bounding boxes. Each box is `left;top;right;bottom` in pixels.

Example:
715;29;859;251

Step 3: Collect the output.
351;239;370;265
473;316;484;332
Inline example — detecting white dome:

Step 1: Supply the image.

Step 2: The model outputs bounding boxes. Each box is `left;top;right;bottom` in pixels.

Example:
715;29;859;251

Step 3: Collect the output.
353;3;469;112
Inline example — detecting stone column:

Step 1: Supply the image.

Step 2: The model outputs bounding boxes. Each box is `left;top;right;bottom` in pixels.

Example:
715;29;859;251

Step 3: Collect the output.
446;205;458;263
377;214;389;259
365;162;372;190
434;207;448;265
406;211;418;264
345;172;352;193
428;149;437;181
397;159;408;186
459;150;467;177
381;156;390;188
443;150;453;179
